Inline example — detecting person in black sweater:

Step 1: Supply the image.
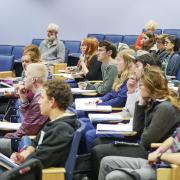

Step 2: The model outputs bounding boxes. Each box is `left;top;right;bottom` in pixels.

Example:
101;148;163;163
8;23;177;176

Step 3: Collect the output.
10;79;78;168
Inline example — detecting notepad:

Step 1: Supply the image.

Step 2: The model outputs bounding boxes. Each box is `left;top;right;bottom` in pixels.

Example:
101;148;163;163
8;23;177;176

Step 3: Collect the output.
96;119;133;134
88;113;130;123
75;98;112;112
0;122;21;131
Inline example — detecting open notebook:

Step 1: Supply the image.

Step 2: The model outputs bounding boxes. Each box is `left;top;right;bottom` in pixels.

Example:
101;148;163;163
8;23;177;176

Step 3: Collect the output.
96;118;133;134
75;98;112;112
0;153;18;170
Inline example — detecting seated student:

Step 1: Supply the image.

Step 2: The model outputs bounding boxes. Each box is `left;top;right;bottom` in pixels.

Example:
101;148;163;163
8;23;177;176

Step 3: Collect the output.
135;20;158;50
98;126;180;180
9;79;77;169
91;66;180;180
85;41;118;95
78;37;102;81
165;35;180;78
154;34;169;70
2;63;49;139
95;49;135;107
39;23;65;63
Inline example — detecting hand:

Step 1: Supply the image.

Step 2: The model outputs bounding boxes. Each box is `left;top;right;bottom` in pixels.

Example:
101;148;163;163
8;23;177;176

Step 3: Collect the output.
138;95;151;106
127;75;138;94
148;151;161;164
17;84;28;103
79;54;86;64
10;152;25;165
94;98;103;104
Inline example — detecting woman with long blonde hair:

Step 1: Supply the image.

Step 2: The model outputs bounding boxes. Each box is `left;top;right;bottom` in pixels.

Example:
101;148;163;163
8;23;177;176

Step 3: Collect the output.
95;49;135;107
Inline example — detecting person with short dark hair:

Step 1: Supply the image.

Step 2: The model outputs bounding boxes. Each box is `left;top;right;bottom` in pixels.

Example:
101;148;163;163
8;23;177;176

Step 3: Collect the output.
86;41;118;95
10;79;77;168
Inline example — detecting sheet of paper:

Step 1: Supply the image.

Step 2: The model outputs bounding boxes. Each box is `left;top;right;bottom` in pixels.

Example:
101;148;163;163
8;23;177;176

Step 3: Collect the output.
0;122;21;130
71;88;96;94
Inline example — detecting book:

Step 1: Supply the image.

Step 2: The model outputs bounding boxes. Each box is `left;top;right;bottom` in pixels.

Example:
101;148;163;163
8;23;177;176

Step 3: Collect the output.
0;153;18;170
75;98;112;112
88;112;130;123
96;119;133;134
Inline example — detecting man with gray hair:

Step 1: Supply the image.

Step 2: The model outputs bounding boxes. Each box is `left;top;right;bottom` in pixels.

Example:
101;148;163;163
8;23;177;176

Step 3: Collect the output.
39;23;65;63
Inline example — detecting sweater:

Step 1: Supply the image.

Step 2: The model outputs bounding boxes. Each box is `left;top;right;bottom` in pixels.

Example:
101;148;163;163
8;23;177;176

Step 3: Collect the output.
39;39;65;61
98;80;127;107
26;114;77;168
133;100;180;150
86;60;118;95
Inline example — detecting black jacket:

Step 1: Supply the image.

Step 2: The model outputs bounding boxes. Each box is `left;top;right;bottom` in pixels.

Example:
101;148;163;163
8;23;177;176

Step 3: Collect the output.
26;114;77;168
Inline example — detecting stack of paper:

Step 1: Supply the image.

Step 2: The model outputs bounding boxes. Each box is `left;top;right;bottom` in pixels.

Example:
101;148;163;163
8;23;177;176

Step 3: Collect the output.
88;113;130;123
96;119;133;134
75;98;112;112
71;88;96;94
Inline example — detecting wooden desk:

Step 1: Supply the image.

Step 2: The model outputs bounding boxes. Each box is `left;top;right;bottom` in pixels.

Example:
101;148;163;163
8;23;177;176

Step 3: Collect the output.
43;168;65;180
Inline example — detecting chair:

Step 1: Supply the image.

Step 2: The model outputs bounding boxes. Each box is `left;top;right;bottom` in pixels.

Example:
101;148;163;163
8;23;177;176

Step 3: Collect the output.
0;158;42;180
163;29;180;39
0;45;13;56
43;120;85;180
12;46;24;61
32;39;44;47
104;34;123;44
64;40;81;54
122;35;138;45
0;55;15;71
87;34;105;41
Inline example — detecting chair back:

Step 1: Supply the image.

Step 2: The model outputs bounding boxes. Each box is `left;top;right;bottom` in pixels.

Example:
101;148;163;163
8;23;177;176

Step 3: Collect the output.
122;35;138;45
0;45;13;55
65;120;85;180
163;29;180;39
104;34;123;44
32;39;44;47
12;46;24;60
0;55;14;71
0;159;42;180
64;40;81;54
87;34;105;41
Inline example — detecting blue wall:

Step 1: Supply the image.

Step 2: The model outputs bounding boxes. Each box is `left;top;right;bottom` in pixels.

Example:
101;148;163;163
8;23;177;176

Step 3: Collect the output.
0;0;179;45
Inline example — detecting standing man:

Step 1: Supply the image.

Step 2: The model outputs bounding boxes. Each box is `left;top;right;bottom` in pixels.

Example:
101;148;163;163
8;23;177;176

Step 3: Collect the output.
39;23;65;63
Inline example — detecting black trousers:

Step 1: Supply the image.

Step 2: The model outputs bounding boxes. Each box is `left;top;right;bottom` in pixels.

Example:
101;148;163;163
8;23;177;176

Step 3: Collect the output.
91;143;148;180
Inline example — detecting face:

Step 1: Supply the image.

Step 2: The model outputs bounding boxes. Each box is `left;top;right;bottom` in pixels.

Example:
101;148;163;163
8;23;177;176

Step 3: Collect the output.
22;55;32;71
24;70;33;90
38;88;51;116
96;46;109;62
134;61;144;80
139;81;150;99
47;29;57;40
116;56;126;72
156;39;165;50
165;38;174;51
80;42;88;55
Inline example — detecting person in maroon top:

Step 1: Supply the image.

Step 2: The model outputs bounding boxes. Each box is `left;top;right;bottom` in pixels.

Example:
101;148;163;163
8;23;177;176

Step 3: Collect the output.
0;63;49;156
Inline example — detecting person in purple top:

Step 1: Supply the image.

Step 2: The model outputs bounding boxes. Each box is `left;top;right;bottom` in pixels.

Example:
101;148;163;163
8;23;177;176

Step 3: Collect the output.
0;63;49;156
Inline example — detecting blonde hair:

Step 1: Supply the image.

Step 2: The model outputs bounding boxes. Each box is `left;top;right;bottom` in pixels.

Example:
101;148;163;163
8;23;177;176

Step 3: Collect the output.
112;49;135;91
141;66;180;110
145;20;158;30
26;63;48;84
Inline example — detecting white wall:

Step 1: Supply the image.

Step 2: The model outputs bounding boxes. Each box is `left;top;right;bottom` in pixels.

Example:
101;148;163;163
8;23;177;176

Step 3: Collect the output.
0;0;180;45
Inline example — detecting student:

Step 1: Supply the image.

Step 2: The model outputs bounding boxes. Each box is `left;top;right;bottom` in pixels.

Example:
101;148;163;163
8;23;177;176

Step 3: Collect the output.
39;23;65;63
91;66;180;180
154;34;169;70
98;126;180;180
3;63;49;139
78;37;102;81
10;79;77;168
85;41;118;95
95;49;135;107
135;20;158;50
165;35;180;78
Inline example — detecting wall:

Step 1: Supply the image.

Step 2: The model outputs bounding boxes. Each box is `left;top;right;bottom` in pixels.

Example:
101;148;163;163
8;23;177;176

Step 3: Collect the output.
0;0;179;45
